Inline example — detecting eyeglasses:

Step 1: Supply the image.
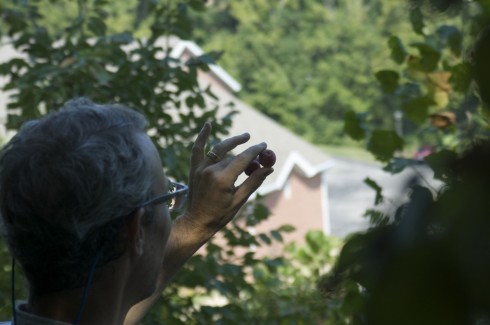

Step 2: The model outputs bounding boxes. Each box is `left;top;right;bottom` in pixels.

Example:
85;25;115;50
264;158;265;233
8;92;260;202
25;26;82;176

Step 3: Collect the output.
140;181;189;213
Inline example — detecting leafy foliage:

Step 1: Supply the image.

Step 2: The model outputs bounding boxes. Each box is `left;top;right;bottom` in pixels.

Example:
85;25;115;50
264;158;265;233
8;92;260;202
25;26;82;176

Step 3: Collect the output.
322;0;490;323
340;0;490;168
192;0;415;145
150;229;342;325
0;0;234;181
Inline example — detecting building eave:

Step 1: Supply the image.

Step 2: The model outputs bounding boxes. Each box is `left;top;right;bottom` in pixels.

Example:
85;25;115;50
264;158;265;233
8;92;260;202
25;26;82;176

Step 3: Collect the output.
253;150;335;199
170;40;242;93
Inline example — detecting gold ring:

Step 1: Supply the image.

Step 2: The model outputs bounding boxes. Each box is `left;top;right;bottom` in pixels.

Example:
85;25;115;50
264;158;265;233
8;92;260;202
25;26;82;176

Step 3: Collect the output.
206;151;221;163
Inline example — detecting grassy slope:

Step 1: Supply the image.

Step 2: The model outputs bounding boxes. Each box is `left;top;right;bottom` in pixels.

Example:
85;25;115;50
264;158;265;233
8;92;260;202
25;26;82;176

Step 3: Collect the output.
319;144;379;164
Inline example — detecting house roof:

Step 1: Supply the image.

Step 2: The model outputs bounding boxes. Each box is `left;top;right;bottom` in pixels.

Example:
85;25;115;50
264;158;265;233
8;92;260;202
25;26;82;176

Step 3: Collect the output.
170;40;335;196
170;41;242;93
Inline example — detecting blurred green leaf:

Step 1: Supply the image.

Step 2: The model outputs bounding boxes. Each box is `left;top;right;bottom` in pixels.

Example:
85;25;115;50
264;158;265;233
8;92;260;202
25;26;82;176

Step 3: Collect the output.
449;62;472;93
437;25;463;56
259;233;272;245
368;130;404;162
411;43;441;72
364;177;384;205
109;32;133;44
253;203;270;221
344;110;366;141
88;16;106;36
364;209;390;226
188;0;206;11
270;230;283;242
425;149;458;181
403;96;434;124
410;6;425;35
388;36;408;64
279;224;296;233
375;70;399;94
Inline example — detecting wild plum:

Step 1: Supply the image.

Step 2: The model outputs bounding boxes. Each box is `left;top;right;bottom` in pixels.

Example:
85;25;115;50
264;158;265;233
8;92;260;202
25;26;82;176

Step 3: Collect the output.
258;149;276;168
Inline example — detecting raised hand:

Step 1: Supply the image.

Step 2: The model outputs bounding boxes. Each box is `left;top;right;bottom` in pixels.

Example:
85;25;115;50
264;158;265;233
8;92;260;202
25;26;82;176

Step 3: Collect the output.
184;122;274;232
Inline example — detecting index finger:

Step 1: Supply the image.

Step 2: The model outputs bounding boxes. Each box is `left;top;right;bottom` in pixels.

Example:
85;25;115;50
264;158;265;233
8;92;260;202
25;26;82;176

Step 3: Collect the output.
191;122;212;168
208;132;251;161
226;142;267;176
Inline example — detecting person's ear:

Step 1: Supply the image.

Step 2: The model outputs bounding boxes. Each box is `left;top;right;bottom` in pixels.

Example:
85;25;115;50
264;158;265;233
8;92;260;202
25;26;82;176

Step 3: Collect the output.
127;207;146;257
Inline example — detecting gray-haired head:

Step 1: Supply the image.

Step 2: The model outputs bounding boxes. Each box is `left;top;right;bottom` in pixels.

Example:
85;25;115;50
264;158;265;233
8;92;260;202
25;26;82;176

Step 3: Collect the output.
0;97;156;295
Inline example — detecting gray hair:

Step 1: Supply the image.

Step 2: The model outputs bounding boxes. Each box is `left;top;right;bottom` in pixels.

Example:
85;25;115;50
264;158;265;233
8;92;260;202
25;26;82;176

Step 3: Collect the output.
0;98;155;294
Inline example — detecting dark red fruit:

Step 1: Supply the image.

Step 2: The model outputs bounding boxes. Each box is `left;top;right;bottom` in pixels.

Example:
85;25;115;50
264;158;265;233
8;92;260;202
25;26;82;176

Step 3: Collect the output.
258;149;276;168
245;160;261;176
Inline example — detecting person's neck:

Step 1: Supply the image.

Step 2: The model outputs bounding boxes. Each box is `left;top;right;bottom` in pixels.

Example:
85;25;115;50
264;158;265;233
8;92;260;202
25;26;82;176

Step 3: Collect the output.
26;264;132;325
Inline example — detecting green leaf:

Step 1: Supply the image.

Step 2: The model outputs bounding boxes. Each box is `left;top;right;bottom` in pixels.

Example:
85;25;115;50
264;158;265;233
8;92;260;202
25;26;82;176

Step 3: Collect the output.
410;7;425;35
188;0;206;11
388;36;407;64
335;233;367;273
259;233;272;245
367;130;404;162
437;25;463;56
6;114;24;130
177;2;187;14
341;284;365;314
364;209;389;226
364;178;384;205
195;94;205;108
270;230;283;242
383;157;417;174
343;110;366;141
449;62;472;93
185;96;195;108
305;231;323;254
375;70;399;94
278;224;296;233
396;82;422;100
264;257;283;270
88;16;106;36
90;67;112;85
253;203;270;221
425;149;458;181
109;32;133;44
411;43;441;72
403;96;434;124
